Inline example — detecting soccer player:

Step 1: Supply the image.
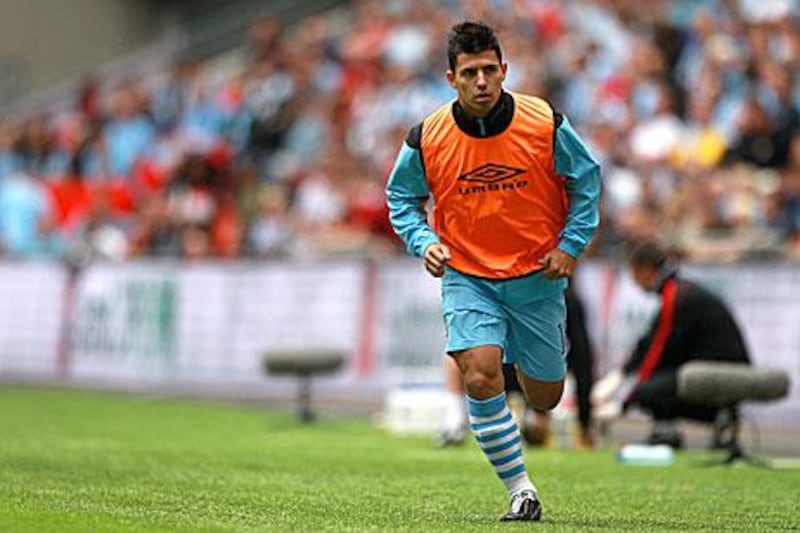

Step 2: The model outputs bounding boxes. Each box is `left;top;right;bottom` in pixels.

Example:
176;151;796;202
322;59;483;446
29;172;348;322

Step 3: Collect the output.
385;21;601;521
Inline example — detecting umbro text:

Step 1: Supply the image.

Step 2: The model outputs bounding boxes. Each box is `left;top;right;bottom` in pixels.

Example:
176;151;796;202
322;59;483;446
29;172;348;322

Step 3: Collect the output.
458;180;528;195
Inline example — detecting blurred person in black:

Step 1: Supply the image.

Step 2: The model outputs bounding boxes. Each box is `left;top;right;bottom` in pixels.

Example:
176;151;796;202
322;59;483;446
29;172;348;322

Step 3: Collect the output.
609;240;752;448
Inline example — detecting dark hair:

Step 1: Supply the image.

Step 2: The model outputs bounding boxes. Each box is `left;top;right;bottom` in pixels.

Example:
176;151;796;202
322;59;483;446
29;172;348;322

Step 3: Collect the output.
446;21;502;72
625;240;670;268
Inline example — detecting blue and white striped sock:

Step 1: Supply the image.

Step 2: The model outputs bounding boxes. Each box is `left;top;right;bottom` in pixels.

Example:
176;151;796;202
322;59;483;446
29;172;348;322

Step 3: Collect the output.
467;391;536;497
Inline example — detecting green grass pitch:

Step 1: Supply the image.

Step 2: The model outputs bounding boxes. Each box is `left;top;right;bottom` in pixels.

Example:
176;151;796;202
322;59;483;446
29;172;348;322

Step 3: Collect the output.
1;386;798;532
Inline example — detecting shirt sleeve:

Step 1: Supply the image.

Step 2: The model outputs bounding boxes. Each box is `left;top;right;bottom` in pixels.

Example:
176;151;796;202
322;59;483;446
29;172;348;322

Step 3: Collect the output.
553;116;601;258
385;141;440;258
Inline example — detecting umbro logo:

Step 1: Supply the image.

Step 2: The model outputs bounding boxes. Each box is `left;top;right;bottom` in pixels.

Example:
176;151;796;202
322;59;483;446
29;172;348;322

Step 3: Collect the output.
457;163;528;195
457;163;526;183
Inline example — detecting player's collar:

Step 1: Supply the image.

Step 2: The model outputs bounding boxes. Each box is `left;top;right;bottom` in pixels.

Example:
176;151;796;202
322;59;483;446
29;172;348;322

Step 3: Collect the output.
656;267;680;293
452;91;514;138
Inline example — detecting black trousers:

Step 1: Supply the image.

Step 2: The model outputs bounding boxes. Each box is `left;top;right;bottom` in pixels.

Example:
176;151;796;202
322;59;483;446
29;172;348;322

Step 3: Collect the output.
565;287;593;430
628;369;718;423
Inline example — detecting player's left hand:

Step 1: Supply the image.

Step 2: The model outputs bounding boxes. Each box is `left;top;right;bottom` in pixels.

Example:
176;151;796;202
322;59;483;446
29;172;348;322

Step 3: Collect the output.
538;248;577;279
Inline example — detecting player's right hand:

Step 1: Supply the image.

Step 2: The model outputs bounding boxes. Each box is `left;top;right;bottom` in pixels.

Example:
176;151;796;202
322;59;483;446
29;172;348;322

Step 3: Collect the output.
424;243;451;278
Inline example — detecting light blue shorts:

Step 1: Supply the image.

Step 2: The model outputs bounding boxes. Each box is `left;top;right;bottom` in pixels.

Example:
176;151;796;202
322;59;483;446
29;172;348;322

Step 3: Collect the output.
442;267;569;381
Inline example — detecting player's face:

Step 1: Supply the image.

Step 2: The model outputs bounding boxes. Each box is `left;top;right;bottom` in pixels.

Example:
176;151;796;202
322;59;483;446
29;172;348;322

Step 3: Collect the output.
447;50;507;118
630;262;658;292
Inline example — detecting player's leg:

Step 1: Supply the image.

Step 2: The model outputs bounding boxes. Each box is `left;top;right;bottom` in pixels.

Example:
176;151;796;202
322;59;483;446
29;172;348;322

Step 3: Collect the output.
442;269;540;521
510;354;553;447
452;346;540;521
502;363;528;429
519;407;555;447
515;372;565;410
451;341;535;498
506;291;568;411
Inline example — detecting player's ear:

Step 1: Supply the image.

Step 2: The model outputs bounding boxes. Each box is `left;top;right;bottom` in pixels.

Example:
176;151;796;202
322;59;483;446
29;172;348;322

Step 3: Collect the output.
501;62;508;80
446;69;456;88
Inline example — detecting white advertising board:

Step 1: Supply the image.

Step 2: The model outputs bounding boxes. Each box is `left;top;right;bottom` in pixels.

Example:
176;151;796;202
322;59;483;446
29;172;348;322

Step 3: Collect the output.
68;260;366;387
1;259;797;422
0;262;66;376
69;262;180;383
176;261;365;384
374;258;447;384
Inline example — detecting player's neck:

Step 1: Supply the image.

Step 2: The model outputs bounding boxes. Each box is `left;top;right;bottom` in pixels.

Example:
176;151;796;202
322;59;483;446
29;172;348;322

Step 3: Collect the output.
452;91;514;138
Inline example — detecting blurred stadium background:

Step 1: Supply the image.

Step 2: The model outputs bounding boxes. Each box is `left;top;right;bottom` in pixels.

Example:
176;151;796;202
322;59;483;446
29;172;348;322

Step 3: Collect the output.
0;0;799;450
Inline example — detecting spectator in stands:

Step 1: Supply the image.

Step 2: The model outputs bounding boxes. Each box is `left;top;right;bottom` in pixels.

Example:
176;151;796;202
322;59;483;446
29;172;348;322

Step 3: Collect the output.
15;115;69;180
1;0;799;263
725;97;792;168
772;139;800;257
242;55;296;180
49;157;95;235
103;84;156;178
0;170;61;257
67;194;129;262
247;183;293;256
128;193;180;257
673;94;727;172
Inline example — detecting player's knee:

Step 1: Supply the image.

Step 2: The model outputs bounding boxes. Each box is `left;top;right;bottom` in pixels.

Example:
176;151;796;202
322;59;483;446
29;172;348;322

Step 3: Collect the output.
463;369;503;398
523;382;564;410
528;392;562;411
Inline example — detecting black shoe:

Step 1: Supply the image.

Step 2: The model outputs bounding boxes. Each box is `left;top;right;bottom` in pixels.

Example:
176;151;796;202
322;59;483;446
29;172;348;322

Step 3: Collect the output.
500;490;542;522
647;430;684;449
520;423;552;448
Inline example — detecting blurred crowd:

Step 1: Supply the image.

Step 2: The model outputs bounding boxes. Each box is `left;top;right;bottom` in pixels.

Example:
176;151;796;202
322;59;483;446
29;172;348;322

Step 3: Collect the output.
1;0;799;263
